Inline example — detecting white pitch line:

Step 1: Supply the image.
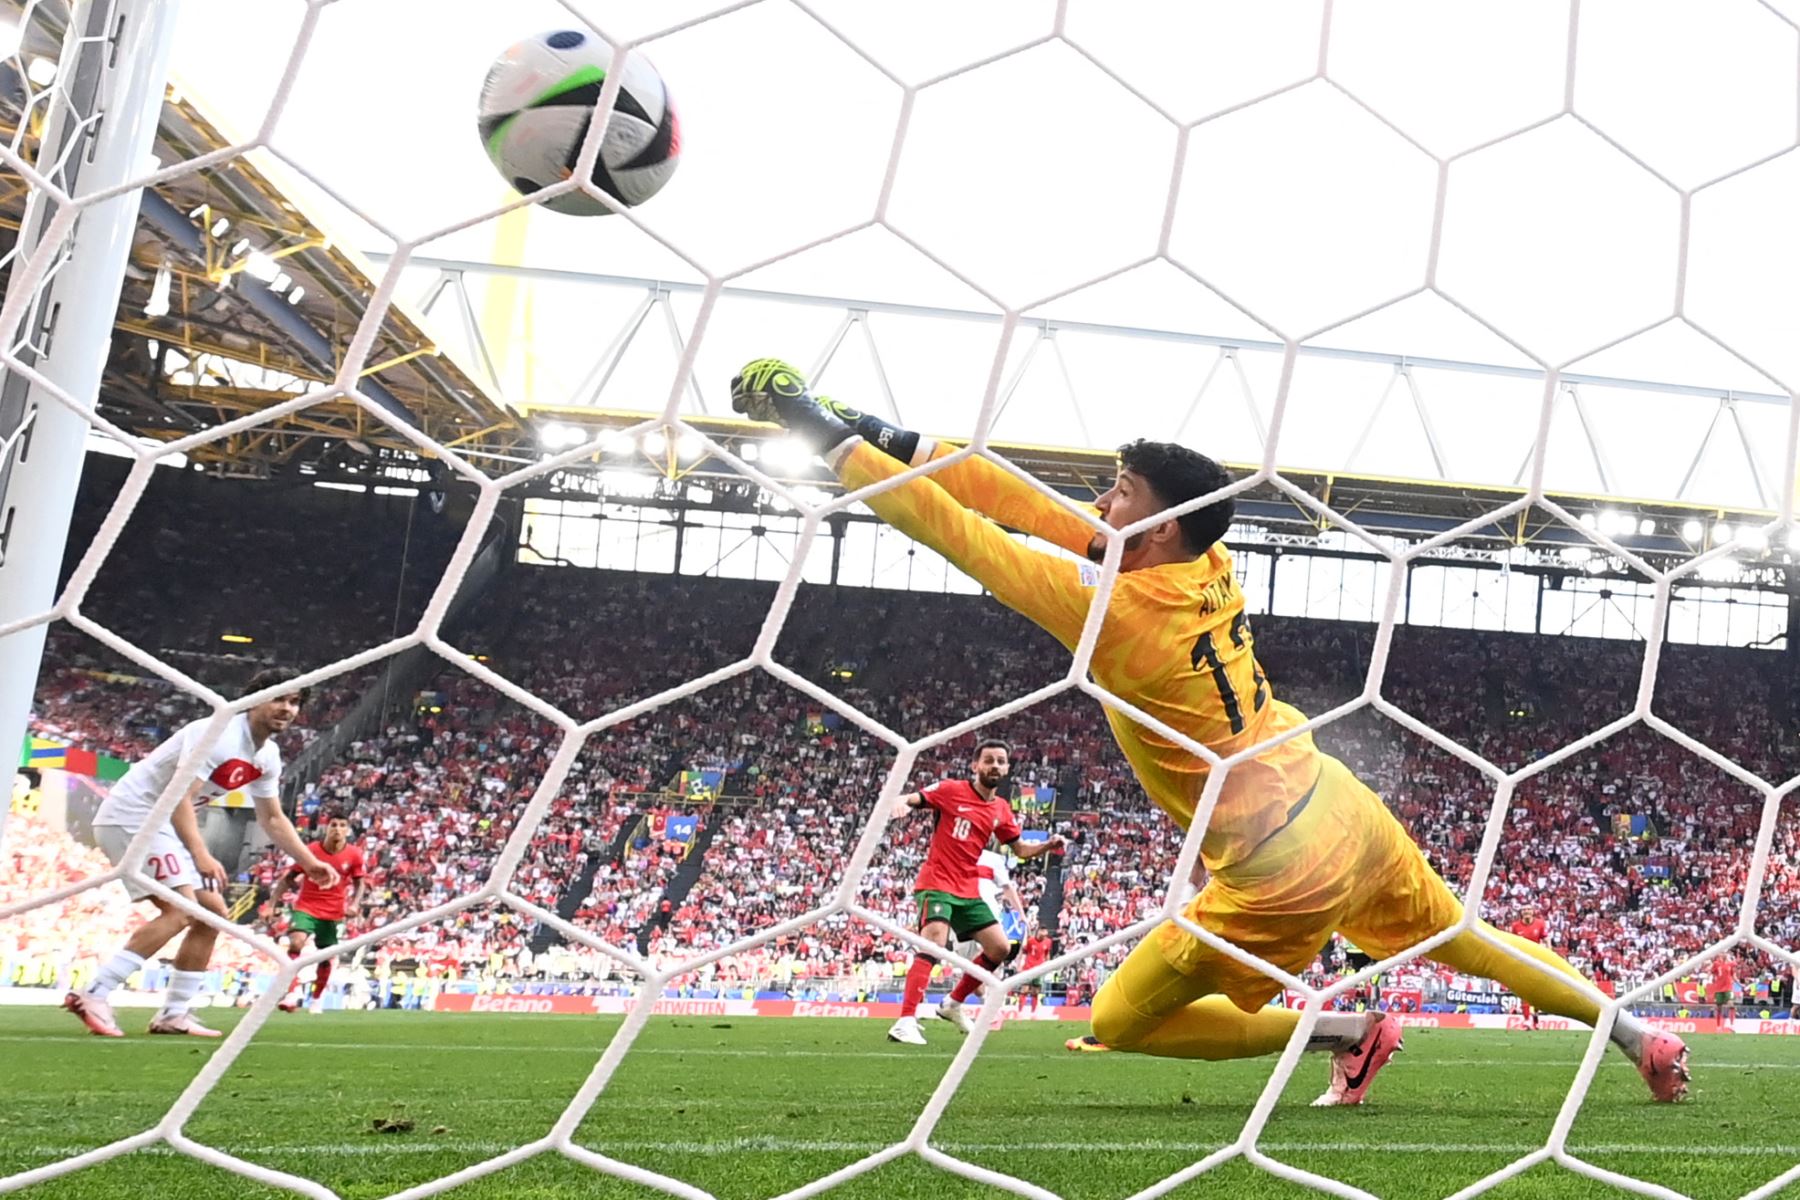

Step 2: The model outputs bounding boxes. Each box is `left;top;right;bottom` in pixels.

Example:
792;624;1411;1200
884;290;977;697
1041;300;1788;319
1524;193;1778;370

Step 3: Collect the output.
7;1139;1800;1159
578;1140;1800;1158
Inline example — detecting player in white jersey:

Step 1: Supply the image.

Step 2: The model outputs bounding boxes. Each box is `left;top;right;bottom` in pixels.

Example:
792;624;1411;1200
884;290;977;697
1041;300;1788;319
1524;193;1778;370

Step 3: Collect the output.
64;670;339;1038
976;848;1025;936
934;847;1028;1033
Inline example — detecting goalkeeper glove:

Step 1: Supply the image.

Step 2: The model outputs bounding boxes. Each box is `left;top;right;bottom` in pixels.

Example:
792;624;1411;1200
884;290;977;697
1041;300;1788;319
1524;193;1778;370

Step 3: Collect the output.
730;359;854;454
730;358;922;464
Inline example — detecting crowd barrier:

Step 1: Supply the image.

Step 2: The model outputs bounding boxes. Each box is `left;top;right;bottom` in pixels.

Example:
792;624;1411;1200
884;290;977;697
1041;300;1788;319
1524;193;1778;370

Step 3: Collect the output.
428;992;1794;1034
5;986;1789;1035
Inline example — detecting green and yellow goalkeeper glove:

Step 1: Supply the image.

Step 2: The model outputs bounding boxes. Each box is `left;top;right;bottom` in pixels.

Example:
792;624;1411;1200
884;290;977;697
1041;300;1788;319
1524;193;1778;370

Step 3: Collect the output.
730;358;921;463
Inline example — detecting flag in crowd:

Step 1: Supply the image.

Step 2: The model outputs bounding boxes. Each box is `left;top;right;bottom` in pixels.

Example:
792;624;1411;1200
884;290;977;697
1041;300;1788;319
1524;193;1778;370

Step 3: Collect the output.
678;768;724;801
666;814;699;854
19;736;130;782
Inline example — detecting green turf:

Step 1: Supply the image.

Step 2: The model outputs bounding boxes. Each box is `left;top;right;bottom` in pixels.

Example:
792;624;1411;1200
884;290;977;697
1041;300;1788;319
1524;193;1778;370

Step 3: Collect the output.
1;1009;1796;1199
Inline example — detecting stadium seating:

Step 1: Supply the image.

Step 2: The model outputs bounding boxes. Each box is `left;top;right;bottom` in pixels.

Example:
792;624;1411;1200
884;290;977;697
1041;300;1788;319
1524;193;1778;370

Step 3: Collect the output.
31;459;468;764
2;812;262;991
22;553;1800;1008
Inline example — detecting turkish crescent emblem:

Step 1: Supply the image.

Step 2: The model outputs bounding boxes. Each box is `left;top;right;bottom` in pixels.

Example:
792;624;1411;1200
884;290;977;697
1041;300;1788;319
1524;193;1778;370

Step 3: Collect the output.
210;759;260;790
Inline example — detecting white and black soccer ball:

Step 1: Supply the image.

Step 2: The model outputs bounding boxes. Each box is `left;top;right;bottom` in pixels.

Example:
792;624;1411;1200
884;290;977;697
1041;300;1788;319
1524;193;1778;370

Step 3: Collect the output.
477;29;680;216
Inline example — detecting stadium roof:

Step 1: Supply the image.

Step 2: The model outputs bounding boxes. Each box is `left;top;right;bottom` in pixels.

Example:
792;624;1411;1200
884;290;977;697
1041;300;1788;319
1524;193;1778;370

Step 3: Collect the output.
8;1;1800;554
1;0;530;475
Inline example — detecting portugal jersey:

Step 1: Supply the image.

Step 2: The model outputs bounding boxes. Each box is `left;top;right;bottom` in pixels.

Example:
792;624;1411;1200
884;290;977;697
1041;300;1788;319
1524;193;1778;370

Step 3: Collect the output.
294;841;366;921
843;442;1320;870
912;780;1022;900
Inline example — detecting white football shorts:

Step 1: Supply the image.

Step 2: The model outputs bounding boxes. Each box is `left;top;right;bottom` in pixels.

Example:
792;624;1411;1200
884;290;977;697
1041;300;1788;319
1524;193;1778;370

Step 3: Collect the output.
94;823;201;901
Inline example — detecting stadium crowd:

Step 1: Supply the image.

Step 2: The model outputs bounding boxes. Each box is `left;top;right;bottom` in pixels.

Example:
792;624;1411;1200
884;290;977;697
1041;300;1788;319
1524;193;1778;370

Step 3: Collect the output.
13;541;1800;1009
58;461;465;676
2;810;263;991
29;459;470;762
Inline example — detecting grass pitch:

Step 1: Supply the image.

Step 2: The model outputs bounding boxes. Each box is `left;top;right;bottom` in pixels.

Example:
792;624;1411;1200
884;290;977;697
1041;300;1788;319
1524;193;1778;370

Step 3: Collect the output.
1;1009;1795;1199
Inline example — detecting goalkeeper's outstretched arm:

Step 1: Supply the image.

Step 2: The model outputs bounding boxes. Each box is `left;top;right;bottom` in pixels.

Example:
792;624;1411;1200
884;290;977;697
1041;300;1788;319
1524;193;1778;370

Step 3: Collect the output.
729;359;1096;648
728;358;1098;557
835;440;1092;646
825;403;1099;560
848;429;1098;561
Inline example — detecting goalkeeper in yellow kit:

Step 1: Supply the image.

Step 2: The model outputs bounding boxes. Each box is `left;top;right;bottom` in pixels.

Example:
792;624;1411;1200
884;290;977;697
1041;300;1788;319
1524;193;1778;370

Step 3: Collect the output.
730;359;1690;1105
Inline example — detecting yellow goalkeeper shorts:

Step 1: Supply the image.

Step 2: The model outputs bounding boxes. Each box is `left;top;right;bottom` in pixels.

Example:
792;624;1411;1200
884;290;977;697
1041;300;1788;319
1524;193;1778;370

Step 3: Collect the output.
1154;752;1464;1012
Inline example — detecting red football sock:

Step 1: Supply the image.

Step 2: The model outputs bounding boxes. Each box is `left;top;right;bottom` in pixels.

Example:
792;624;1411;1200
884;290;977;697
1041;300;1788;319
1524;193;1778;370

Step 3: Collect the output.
900;954;934;1018
311;959;332;1001
950;954;999;1004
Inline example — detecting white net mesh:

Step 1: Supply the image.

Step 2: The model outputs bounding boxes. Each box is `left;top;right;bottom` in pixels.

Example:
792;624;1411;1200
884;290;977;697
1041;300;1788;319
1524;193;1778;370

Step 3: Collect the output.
1;1;1798;1198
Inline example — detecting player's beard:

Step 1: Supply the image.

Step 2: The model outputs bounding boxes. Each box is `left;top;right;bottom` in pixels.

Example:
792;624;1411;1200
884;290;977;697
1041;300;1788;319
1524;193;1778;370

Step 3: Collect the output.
1087;530;1146;563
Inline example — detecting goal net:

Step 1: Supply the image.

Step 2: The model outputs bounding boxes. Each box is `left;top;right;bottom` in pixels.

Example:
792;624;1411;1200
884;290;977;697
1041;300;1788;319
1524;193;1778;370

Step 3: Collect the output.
1;2;1796;1199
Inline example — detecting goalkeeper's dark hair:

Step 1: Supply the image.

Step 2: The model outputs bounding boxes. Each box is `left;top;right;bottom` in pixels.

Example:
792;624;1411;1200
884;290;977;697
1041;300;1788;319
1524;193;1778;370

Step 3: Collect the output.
244;667;311;707
1117;439;1236;554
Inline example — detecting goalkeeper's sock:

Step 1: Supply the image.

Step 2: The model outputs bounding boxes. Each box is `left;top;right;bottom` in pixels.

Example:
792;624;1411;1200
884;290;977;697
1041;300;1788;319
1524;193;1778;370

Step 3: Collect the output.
949;955;998;1004
1114;995;1306;1060
900;954;934;1018
1432;924;1603;1030
1610;1010;1648;1060
1310;1011;1378;1051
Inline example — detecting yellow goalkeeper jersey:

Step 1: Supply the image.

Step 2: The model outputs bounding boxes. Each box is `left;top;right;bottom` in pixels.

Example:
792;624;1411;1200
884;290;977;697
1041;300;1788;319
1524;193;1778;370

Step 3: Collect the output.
839;442;1322;871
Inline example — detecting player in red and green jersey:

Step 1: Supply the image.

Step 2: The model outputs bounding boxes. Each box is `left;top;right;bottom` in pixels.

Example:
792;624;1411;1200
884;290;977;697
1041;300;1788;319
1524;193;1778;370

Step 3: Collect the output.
265;810;366;1014
886;740;1064;1045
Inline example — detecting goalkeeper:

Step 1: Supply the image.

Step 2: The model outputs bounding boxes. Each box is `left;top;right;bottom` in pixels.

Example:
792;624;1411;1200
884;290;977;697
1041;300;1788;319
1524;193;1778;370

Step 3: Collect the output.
729;360;1688;1106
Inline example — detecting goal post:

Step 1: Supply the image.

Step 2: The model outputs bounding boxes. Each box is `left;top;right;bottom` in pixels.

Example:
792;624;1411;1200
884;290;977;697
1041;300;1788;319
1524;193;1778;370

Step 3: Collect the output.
0;0;182;850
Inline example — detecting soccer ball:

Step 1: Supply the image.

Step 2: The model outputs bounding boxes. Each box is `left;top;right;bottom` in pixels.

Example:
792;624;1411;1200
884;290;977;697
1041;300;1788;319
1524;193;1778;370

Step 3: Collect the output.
477;29;680;216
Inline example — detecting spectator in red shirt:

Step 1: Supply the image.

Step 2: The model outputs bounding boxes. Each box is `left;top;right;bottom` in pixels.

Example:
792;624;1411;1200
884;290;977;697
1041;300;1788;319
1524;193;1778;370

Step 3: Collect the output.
1506;905;1549;1029
1709;954;1737;1025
